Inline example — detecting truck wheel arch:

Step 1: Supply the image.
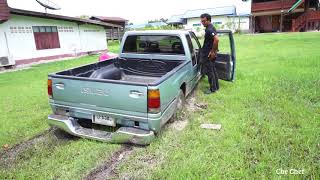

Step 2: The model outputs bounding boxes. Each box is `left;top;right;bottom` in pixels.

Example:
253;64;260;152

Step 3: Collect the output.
180;82;186;96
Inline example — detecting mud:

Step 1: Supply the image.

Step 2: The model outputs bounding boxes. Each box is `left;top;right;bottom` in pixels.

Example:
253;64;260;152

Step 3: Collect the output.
85;145;135;180
169;91;207;131
0;128;75;168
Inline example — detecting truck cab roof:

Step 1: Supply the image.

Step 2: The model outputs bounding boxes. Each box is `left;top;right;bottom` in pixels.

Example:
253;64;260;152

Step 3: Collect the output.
124;30;192;36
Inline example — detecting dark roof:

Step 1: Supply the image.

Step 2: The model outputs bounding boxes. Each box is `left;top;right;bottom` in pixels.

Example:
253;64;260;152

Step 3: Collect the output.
182;6;236;18
167;14;184;24
0;0;10;22
90;16;127;22
9;8;122;28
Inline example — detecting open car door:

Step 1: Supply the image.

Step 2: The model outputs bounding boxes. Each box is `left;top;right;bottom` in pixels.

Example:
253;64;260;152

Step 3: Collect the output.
214;30;236;81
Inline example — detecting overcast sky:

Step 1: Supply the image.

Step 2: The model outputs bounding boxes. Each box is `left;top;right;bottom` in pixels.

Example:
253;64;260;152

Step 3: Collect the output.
8;0;251;24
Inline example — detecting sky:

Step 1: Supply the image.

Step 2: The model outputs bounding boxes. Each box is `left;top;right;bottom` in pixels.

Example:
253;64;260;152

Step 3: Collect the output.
8;0;252;24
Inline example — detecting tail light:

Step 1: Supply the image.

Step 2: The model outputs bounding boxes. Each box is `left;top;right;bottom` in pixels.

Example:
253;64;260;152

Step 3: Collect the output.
48;79;53;98
148;89;160;113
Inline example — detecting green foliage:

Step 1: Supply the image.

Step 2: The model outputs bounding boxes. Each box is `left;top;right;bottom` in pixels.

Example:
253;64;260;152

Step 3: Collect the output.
130;25;183;31
148;18;168;23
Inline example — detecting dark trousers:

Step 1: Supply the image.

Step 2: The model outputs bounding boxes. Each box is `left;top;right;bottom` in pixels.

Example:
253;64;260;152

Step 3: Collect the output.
201;60;219;91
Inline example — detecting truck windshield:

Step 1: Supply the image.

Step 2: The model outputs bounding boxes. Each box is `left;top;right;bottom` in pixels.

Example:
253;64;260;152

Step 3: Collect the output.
123;35;185;55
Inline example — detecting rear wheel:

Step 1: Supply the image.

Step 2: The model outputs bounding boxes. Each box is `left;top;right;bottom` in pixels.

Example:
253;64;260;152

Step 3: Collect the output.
169;90;186;122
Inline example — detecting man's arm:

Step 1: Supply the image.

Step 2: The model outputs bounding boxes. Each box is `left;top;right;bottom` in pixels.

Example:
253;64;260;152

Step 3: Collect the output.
208;35;219;60
208;27;219;61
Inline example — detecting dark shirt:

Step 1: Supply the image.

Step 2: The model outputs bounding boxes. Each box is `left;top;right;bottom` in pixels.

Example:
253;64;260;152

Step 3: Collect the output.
202;23;217;57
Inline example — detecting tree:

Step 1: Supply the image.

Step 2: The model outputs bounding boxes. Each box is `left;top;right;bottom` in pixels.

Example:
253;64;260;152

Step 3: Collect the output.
78;15;90;19
148;18;168;23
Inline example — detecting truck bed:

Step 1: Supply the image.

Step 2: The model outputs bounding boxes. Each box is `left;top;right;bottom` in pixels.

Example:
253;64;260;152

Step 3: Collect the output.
55;58;183;84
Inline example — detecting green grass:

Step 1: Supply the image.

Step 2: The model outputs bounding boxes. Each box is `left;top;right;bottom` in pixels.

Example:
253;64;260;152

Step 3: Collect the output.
0;56;95;146
107;40;121;53
115;32;320;179
0;32;319;179
1;134;119;179
0;55;122;179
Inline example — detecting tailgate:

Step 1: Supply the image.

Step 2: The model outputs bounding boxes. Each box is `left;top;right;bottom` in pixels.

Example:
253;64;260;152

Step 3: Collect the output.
51;78;148;113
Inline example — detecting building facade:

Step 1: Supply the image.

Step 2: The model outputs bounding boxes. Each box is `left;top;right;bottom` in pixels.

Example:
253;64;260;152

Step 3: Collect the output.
167;6;251;34
0;0;120;67
90;16;128;40
251;0;320;32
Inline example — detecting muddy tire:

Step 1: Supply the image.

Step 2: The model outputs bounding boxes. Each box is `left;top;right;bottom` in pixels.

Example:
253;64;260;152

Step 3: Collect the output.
169;90;186;122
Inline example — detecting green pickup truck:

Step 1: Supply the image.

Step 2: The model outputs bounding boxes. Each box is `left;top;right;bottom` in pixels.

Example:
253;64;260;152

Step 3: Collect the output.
47;30;236;145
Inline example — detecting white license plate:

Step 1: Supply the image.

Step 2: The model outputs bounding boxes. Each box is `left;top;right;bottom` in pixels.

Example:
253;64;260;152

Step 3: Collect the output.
92;114;116;127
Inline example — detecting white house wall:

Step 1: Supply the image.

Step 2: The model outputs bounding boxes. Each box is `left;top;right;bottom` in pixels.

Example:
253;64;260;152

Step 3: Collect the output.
184;16;229;31
79;24;107;52
184;16;250;34
0;28;8;58
0;14;107;64
226;16;250;32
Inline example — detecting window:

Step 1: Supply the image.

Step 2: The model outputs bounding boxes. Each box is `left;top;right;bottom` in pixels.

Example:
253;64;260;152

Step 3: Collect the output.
193;23;201;27
190;33;200;50
123;35;185;55
33;26;60;50
186;35;197;66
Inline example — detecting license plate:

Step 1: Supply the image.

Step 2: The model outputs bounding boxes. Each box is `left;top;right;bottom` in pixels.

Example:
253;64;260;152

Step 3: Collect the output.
92;114;116;127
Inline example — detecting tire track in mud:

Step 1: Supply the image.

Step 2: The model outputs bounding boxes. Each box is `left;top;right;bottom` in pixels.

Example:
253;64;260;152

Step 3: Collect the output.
0;127;75;168
85;145;136;180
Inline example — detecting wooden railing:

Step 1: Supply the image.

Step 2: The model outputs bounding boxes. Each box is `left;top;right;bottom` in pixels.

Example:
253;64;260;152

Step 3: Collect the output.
292;12;307;31
252;0;301;12
292;10;320;31
106;29;124;40
308;10;320;20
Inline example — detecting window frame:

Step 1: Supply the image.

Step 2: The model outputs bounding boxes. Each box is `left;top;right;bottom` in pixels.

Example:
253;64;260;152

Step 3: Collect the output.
32;26;61;50
122;35;185;55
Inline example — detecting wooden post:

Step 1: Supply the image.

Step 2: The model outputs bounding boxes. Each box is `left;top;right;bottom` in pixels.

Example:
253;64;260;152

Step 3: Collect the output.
111;28;114;41
280;0;283;32
280;10;283;32
305;0;310;31
271;15;273;31
117;27;120;41
238;16;241;34
252;16;256;33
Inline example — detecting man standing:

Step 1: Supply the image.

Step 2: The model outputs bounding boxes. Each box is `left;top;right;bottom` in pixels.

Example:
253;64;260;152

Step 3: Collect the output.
200;13;220;94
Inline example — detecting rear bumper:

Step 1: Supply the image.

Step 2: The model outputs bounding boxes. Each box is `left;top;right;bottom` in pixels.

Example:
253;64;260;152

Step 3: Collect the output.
48;114;155;145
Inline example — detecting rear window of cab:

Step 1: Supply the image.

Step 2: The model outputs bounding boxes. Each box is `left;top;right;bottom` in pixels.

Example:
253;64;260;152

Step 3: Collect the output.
123;35;185;55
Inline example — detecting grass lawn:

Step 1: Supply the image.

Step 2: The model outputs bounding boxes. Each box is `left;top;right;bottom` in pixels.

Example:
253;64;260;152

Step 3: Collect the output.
0;32;319;179
115;32;320;179
0;56;122;179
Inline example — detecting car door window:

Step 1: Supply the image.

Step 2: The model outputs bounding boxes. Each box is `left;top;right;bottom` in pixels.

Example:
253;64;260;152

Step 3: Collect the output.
185;35;197;66
190;33;200;51
189;32;201;66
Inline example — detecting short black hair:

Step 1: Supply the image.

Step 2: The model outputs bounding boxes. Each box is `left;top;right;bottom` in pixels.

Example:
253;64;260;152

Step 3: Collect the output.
200;13;211;22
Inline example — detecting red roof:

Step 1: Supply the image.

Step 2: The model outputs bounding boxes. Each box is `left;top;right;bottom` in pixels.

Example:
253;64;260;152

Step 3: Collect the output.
9;8;122;28
91;16;127;22
0;0;10;22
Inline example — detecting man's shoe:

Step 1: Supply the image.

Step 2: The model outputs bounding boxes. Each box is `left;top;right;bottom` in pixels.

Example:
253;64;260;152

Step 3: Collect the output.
204;89;215;94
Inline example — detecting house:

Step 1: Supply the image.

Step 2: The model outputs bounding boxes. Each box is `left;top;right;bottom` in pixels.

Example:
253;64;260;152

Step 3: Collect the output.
167;14;186;27
90;16;128;40
0;0;121;67
251;0;320;32
167;6;251;33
